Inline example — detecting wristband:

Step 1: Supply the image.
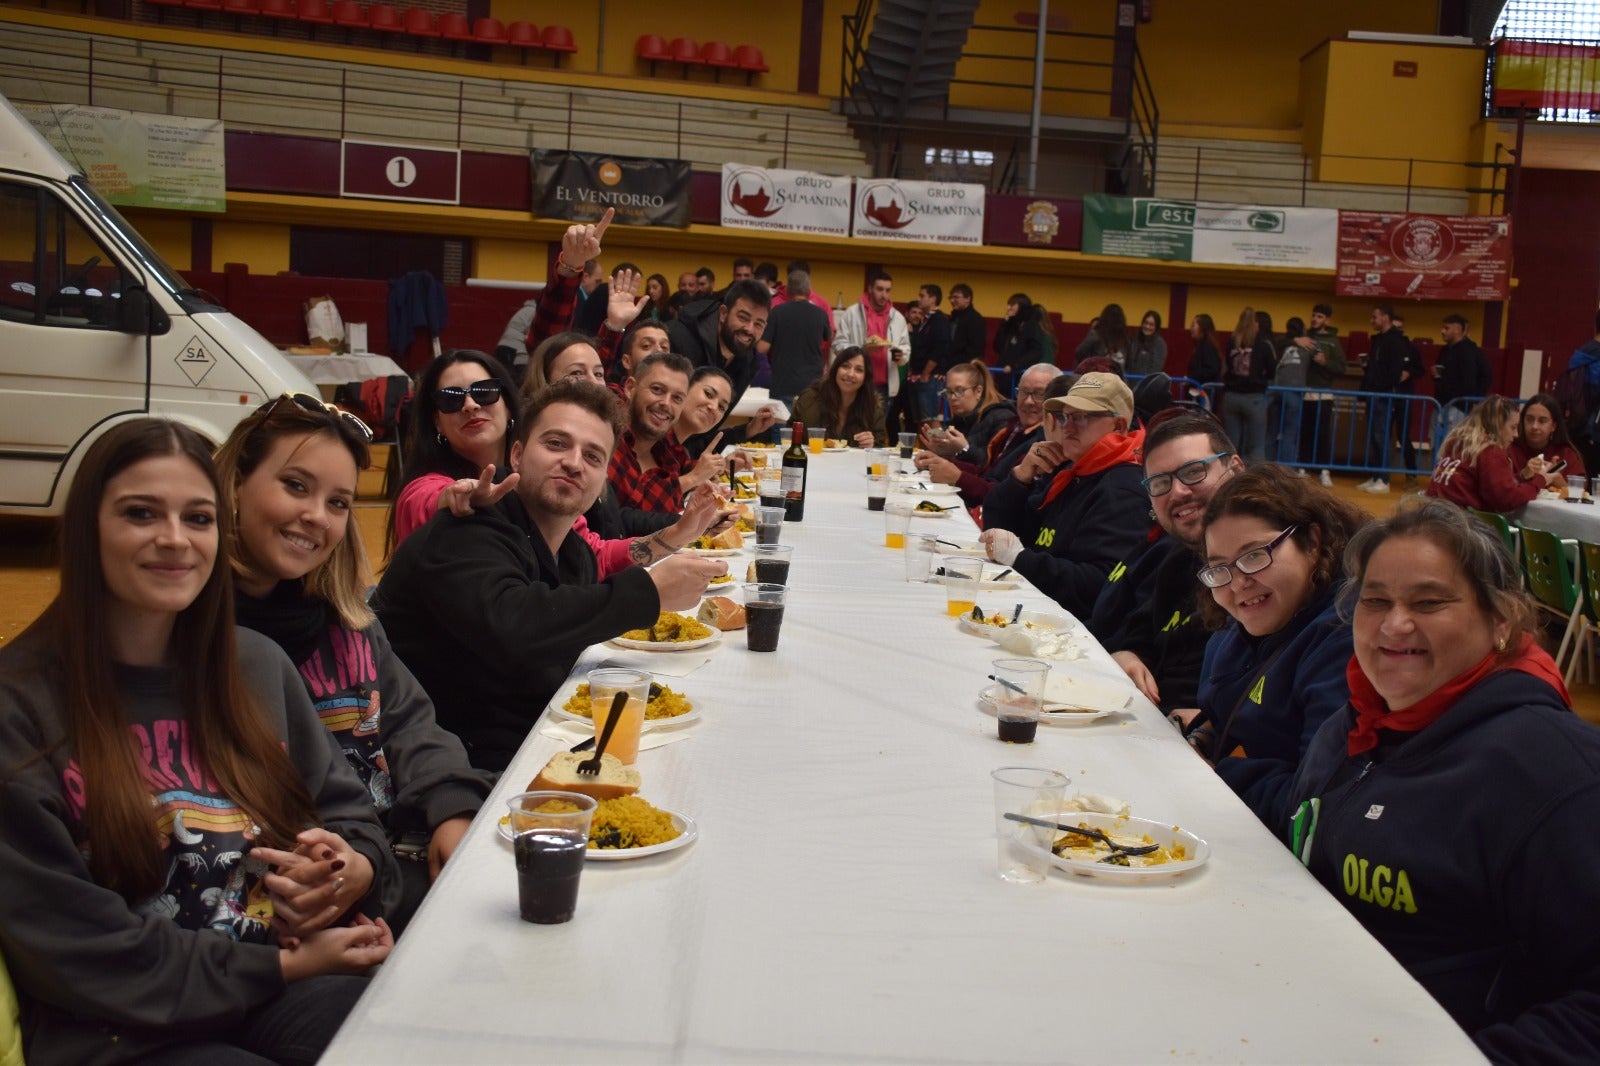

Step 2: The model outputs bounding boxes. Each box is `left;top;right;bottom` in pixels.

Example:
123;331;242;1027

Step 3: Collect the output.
556;251;579;278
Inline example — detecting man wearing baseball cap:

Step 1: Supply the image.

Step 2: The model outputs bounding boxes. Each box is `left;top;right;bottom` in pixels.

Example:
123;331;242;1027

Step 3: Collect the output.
979;372;1153;620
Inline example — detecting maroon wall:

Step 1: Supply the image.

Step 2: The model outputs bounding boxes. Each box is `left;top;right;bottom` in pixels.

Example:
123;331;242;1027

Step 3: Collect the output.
1509;167;1600;384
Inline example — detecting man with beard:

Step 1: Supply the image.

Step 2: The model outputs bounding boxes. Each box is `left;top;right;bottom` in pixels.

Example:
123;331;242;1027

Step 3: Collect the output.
666;279;774;448
607;351;694;514
1092;414;1244;714
834;271;911;428
373;379;722;770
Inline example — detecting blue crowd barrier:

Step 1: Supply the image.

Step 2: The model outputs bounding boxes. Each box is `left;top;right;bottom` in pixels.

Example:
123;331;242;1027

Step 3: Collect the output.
1260;385;1443;478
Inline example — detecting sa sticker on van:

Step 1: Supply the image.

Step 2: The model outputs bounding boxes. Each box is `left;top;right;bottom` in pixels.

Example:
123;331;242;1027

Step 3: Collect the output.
176;338;216;386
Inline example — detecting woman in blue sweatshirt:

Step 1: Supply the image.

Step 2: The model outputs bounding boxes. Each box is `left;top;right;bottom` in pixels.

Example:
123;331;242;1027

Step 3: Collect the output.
1189;464;1370;828
1287;499;1600;1064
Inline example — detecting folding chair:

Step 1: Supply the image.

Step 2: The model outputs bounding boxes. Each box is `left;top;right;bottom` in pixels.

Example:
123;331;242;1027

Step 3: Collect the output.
1575;541;1600;684
1520;525;1584;687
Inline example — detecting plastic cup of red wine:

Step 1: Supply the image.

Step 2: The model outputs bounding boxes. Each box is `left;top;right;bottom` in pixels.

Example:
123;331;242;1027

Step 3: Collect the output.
742;582;788;652
990;658;1049;744
506;791;596;924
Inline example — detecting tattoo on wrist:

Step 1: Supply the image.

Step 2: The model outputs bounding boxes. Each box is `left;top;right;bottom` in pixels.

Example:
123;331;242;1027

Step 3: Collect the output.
651;532;679;556
628;539;652;565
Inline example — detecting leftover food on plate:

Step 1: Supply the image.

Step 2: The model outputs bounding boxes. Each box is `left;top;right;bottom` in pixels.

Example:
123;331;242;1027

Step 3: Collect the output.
914;500;950;513
562;682;693;721
499;796;686;852
689;528;744;551
621;612;715;644
1050;819;1187;867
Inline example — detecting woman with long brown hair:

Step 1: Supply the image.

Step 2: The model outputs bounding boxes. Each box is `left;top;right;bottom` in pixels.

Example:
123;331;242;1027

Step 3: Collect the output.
790;346;888;447
921;359;1016;466
1426;395;1563;514
1185;464;1369;828
0;418;393;1063
218;395;495;933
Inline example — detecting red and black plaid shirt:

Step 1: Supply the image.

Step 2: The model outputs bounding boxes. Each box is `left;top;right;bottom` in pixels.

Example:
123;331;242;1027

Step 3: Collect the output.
608;428;686;513
526;266;580;350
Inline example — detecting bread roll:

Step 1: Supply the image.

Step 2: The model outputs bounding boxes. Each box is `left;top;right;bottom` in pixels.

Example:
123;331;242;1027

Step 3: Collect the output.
697;595;747;630
527;751;641;801
710;527;744;550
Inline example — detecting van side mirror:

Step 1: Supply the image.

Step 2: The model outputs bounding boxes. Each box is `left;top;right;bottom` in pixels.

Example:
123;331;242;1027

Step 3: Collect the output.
118;285;169;335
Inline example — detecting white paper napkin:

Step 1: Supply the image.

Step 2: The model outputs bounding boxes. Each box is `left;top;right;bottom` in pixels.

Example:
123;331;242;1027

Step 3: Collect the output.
537;720;697;752
598;651;714;678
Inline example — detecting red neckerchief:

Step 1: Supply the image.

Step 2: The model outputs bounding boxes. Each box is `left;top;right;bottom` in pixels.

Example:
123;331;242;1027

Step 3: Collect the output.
1345;633;1568;756
1041;427;1144;507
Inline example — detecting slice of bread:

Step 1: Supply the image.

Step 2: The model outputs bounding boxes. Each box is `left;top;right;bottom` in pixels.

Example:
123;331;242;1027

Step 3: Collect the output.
697;595;747;630
710;527;744;550
527;751;641;801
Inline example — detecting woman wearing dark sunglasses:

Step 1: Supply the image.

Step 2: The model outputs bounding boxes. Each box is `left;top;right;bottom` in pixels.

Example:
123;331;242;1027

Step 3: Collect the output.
1184;464;1369;828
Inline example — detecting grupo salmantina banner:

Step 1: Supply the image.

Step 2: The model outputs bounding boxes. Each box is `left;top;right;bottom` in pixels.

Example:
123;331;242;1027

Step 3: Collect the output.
20;103;226;212
1081;195;1337;269
851;178;985;245
532;150;690;228
720;164;851;237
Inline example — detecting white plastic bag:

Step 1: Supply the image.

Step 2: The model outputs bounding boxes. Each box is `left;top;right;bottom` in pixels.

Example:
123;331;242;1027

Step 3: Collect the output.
305;294;346;350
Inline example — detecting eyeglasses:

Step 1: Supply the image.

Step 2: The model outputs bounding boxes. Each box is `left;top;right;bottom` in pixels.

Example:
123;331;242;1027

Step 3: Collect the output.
1142;452;1229;497
1016;388;1049;402
1047;409;1112;428
944;385;977;398
260;391;372;442
435;379;503;414
1197;526;1299;589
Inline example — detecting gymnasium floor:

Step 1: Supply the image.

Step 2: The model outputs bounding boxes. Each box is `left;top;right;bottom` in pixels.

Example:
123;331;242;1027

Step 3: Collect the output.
4;475;1599;724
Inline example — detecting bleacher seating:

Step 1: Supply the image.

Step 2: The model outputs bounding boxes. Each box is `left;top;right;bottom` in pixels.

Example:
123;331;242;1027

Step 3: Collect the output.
734;43;768;81
700;40;736;81
143;0;187;23
368;3;402;37
507;20;538;63
541;23;575;66
635;33;669;74
332;0;366;34
401;5;435;46
471;17;506;46
295;0;334;37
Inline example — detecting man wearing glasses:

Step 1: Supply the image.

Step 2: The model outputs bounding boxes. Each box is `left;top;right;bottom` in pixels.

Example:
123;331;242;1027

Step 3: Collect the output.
913;364;1061;509
1092;414;1243;713
979;373;1152;620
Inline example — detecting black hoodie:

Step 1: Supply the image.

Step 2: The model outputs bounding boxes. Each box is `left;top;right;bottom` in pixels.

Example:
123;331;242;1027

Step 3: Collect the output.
1287;671;1600;1063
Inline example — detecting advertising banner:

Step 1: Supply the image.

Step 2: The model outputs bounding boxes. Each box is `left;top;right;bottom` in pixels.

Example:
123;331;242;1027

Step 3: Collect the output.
20;103;225;212
533;149;690;227
1081;195;1337;268
1335;212;1511;301
341;140;460;204
720;163;851;236
850;178;984;245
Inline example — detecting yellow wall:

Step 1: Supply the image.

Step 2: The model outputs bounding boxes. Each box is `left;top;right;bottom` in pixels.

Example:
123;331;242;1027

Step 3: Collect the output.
121;211;193;271
1139;0;1436;135
1306;40;1487;187
212;221;290;275
947;0;1117;118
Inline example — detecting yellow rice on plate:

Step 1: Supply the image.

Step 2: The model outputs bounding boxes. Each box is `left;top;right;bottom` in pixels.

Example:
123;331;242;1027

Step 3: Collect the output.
562;682;693;721
589;796;681;850
621;612;713;643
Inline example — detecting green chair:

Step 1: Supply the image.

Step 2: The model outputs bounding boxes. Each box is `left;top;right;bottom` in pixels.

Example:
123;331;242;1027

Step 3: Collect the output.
1470;507;1518;556
1575;541;1600;684
1520;526;1584;687
0;945;21;1066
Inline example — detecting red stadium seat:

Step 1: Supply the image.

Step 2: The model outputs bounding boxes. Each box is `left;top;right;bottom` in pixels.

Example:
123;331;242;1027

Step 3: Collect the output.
635;33;670;74
472;16;506;44
438;10;472;41
296;0;333;39
331;0;365;28
508;20;539;63
221;0;258;27
700;40;737;80
669;37;702;66
734;43;769;77
541;23;576;66
368;2;403;36
401;5;435;48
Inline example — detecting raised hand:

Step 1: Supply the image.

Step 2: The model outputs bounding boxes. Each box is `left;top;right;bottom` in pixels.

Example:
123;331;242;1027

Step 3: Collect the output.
560;206;615;271
438;465;520;517
605;267;651;331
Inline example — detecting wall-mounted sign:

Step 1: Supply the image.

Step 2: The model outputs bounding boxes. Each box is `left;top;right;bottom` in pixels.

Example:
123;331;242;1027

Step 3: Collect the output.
341;140;460;205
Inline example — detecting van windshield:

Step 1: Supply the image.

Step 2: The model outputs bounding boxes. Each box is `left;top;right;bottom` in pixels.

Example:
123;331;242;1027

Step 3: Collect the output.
69;175;225;314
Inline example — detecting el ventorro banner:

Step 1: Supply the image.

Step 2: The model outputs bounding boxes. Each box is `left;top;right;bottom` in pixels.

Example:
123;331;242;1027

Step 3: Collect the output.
532;150;690;228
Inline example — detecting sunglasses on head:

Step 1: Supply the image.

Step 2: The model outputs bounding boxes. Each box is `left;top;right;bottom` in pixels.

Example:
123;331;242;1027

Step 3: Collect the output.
435;379;503;414
260;391;373;442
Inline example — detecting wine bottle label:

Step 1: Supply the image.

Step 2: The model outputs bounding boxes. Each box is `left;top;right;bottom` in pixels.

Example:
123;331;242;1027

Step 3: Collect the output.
781;468;804;496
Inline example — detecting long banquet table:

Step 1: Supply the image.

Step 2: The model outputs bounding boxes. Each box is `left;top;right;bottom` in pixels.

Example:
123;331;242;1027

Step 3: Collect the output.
324;450;1483;1064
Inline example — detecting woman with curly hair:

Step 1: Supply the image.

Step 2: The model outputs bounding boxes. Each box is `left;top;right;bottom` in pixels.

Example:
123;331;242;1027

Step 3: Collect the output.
790;347;888;448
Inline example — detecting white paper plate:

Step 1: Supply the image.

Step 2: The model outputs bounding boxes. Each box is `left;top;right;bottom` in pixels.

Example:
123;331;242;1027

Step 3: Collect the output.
931;568;1020;590
958;611;1072;642
682;547;743;558
702;576;738;596
889;483;960;497
548;683;701;732
977;683;1128;724
903;505;955;519
608;631;721;652
499;810;699;861
1015;812;1210;882
933;542;988;558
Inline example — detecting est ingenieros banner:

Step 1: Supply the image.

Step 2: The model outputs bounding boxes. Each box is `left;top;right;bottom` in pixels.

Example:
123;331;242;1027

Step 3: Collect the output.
850;178;985;245
20;103;226;212
1080;195;1337;268
1335;212;1511;301
532;149;690;228
720;164;851;237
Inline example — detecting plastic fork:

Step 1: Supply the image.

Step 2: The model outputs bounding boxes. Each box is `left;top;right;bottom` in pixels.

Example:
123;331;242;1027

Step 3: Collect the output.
1003;812;1161;860
576;692;627;775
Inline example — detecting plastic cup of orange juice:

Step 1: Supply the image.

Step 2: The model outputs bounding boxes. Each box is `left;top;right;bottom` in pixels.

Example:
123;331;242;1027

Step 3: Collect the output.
586;667;650;765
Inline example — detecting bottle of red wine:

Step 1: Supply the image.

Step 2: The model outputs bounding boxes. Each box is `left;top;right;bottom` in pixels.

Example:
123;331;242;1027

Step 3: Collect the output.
782;421;808;522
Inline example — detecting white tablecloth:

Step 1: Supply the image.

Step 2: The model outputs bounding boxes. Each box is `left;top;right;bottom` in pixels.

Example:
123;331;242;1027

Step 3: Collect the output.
282;353;408;385
323;450;1480;1065
1515;498;1600;545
